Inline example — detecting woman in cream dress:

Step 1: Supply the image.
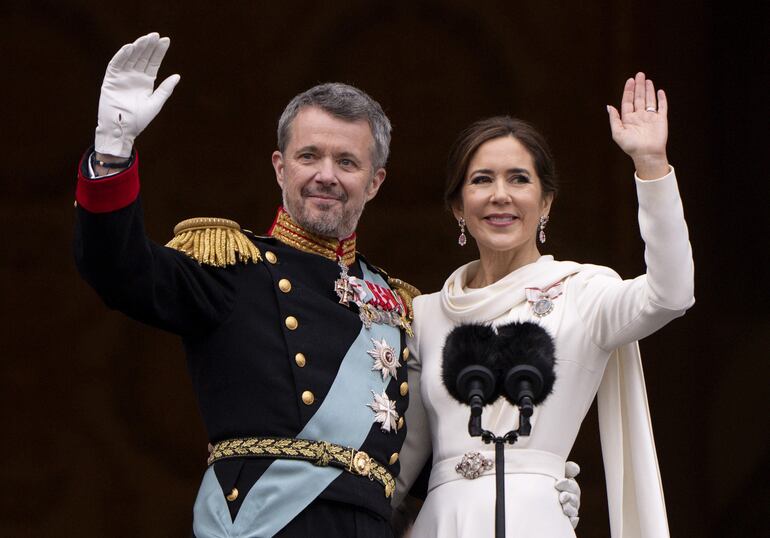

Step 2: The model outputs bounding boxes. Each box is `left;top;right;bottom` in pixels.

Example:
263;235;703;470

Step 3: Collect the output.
396;73;694;537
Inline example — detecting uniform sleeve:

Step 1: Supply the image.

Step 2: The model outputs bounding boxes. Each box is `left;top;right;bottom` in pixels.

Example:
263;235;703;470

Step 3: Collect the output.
575;167;695;351
392;298;433;507
73;152;240;335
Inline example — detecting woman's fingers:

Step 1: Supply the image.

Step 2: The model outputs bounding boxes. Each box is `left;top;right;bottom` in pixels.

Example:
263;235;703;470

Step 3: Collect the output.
607;104;623;135
657;89;668;117
621;77;635;117
633;72;646;113
646;79;657;111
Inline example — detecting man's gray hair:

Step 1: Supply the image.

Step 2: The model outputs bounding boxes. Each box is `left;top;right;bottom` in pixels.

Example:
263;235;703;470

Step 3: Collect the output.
277;83;392;170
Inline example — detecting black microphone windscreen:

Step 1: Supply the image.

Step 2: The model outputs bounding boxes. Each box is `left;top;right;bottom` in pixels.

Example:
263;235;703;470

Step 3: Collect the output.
495;321;557;405
441;323;499;404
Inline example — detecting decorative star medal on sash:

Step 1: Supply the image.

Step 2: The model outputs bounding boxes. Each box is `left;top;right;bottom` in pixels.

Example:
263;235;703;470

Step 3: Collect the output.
368;390;399;433
525;281;564;317
335;258;413;336
367;338;400;379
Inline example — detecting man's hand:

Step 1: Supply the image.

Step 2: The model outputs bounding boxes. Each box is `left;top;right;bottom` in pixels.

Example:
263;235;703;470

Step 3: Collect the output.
95;32;180;158
555;460;581;529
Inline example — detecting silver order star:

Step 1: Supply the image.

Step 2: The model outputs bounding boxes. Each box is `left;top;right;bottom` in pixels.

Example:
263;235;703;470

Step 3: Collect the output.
368;390;399;433
367;337;400;380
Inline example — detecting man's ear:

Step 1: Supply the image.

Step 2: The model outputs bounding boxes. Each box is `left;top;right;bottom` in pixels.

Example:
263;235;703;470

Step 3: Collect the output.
272;151;285;189
365;168;387;201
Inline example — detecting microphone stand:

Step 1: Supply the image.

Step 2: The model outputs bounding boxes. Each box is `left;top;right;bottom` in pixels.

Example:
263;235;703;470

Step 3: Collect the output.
468;399;534;538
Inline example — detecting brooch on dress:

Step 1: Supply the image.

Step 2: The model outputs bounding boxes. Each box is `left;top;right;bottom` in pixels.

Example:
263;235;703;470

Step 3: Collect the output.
525;281;564;318
455;451;494;479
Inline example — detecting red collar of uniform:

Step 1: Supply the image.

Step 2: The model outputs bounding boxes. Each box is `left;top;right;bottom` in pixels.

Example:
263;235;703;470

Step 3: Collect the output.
267;207;357;266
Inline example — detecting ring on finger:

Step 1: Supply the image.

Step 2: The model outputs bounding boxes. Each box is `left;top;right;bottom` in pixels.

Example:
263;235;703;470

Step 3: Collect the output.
645;106;657;112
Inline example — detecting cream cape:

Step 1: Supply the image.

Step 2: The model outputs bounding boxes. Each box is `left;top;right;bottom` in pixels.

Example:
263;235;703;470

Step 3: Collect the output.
440;255;669;538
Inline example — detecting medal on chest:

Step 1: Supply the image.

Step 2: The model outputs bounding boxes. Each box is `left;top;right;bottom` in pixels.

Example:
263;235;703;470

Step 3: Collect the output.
334;259;413;336
525;281;564;318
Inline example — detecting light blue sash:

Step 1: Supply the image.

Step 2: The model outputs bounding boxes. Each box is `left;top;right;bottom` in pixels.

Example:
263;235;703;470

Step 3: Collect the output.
193;262;401;538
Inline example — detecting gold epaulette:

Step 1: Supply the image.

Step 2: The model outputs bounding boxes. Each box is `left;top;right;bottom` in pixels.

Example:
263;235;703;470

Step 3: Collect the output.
165;217;261;267
388;277;421;321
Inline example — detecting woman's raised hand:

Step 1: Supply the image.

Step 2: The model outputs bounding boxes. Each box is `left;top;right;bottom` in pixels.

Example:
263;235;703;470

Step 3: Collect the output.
607;72;670;180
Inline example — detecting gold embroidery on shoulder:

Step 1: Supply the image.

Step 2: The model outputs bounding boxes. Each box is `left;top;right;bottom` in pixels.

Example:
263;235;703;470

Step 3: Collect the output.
166;217;261;267
388;277;421;321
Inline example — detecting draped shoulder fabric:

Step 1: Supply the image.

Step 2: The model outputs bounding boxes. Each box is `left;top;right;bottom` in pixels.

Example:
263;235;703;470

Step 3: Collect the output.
598;342;670;538
439;255;581;322
439;256;670;538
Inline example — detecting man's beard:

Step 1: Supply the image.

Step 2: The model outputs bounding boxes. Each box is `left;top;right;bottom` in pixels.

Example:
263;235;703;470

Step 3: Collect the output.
282;185;366;239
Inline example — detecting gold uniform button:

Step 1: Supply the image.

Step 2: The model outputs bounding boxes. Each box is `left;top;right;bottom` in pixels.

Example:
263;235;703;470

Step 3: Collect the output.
278;279;292;293
397;416;405;430
389;452;399;465
302;390;315;405
285;316;298;330
400;382;409;396
226;488;239;501
265;251;278;264
402;348;410;360
295;353;306;367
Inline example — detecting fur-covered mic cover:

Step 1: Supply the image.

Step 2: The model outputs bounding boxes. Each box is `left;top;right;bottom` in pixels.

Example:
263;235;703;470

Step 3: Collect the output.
495;321;557;405
441;323;499;405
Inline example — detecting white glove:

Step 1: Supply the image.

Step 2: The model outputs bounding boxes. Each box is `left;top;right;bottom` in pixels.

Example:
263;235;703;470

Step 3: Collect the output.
555;460;581;529
94;32;180;157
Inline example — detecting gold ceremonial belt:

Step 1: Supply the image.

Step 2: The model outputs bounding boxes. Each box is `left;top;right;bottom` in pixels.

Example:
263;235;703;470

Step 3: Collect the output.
208;437;395;498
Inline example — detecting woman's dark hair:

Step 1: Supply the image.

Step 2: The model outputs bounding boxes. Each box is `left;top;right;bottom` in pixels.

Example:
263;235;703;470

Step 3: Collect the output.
444;116;558;209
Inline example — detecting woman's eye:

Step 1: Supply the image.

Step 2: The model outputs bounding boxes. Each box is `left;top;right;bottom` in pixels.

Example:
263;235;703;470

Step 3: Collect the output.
470;175;491;184
511;175;530;183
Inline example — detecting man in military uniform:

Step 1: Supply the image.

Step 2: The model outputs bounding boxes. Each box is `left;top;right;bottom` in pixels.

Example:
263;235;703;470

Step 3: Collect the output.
74;33;581;537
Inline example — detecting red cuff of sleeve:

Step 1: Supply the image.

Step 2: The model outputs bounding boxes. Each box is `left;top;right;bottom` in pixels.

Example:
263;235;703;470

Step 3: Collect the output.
75;151;140;213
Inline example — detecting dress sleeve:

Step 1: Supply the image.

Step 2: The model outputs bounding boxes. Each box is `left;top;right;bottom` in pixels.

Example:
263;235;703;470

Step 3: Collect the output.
73;152;240;335
575;167;695;351
392;297;433;507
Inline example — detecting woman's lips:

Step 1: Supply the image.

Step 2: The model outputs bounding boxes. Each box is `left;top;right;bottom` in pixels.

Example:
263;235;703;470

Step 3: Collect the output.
483;214;518;226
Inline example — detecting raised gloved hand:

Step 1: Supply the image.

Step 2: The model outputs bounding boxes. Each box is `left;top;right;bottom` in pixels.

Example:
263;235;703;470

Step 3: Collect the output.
555;460;581;529
94;32;180;157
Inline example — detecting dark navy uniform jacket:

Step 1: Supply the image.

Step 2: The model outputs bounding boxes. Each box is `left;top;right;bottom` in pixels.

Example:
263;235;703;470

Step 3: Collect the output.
73;152;412;524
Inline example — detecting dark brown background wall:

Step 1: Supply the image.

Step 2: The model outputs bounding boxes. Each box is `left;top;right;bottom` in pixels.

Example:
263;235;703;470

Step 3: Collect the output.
2;1;767;536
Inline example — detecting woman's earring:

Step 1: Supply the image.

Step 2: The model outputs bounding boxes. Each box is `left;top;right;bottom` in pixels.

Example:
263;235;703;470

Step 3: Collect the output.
457;217;467;246
538;215;549;244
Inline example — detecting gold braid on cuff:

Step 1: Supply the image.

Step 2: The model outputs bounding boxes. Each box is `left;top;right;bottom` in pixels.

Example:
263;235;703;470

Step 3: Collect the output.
208;437;395;498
